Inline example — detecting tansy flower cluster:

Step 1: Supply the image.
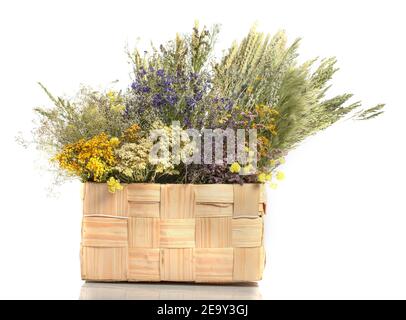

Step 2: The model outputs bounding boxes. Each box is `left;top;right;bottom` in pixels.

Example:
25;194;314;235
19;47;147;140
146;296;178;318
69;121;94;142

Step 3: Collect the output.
53;133;117;182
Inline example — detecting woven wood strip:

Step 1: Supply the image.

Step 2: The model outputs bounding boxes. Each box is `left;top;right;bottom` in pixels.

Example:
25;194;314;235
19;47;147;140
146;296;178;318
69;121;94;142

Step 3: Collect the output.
233;184;260;218
82;216;128;247
195;248;234;282
128;217;160;248
196;217;232;248
233;247;265;281
194;184;233;203
81;247;127;281
128;202;160;218
81;183;266;282
196;203;233;217
128;248;160;281
160;248;194;281
83;183;128;216
127;184;161;202
232;218;263;247
160;219;195;248
160;184;195;219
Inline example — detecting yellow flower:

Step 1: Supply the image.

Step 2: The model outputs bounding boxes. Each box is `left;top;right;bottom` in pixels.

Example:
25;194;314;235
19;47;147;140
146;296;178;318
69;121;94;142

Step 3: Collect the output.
86;157;106;181
107;177;123;193
279;157;286;164
258;172;272;183
267;123;278;135
269;159;276;166
230;162;241;173
122;124;141;143
53;133;118;181
276;171;285;181
269;109;279;116
258;173;267;183
246;86;253;94
107;90;116;101
109;137;120;147
270;183;278;190
111;104;125;113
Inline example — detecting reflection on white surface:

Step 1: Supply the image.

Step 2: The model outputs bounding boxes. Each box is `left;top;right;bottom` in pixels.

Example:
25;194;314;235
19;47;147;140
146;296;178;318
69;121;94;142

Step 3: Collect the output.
80;282;262;300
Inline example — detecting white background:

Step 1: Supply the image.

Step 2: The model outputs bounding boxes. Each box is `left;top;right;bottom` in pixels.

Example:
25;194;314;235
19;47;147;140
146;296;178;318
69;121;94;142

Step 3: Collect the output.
0;0;405;299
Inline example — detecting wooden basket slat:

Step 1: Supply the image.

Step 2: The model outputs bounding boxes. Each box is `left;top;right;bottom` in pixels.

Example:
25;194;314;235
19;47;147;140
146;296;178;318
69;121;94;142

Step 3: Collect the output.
127;184;161;202
195;248;234;283
128;217;160;248
82;216;128;247
81;247;127;281
196;203;233;217
128;248;160;281
233;184;261;218
160;219;195;248
128;202;160;217
196;217;232;248
232;218;263;248
194;184;234;203
233;247;265;281
83;183;128;216
160;248;194;282
160;185;195;219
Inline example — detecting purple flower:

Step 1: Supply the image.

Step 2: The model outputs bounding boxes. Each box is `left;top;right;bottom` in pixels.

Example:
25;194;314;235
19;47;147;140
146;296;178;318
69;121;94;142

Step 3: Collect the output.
184;117;191;128
138;68;147;76
195;92;203;101
163;78;173;86
166;94;178;106
165;87;174;93
225;101;233;110
156;69;165;77
131;81;138;90
186;97;196;107
141;86;150;93
152;94;164;108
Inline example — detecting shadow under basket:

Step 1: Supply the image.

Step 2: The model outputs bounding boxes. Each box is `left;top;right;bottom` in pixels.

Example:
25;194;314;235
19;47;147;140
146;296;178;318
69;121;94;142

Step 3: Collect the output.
81;183;266;283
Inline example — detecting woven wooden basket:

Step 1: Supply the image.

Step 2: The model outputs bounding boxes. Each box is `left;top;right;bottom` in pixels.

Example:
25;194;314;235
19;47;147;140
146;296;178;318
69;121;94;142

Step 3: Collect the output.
80;183;266;283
